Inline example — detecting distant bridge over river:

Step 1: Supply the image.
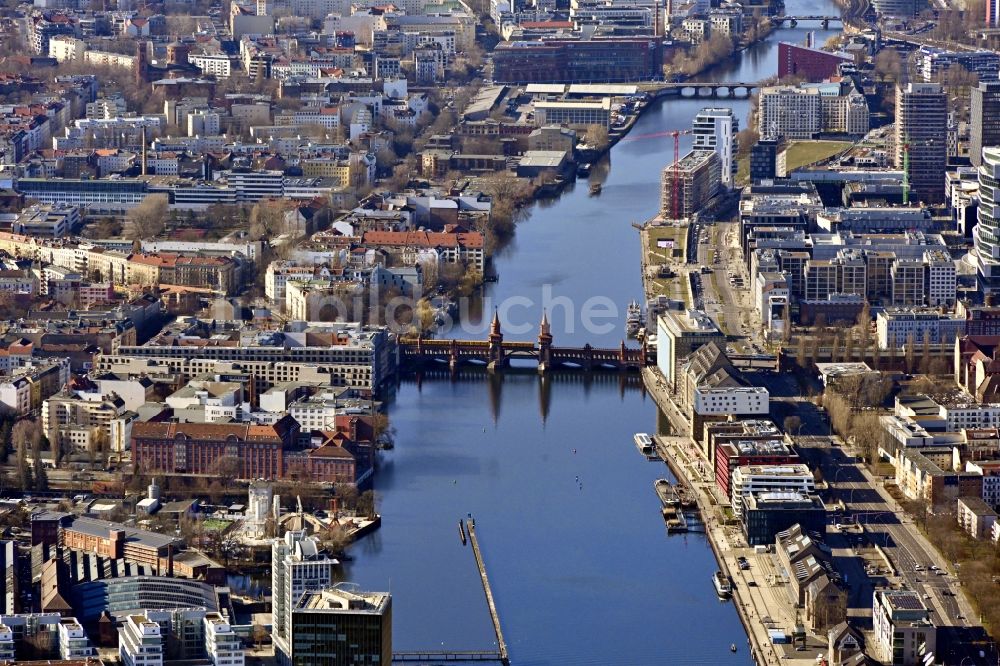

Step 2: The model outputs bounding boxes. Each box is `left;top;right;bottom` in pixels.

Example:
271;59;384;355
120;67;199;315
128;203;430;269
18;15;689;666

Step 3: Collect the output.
649;82;760;99
770;14;843;27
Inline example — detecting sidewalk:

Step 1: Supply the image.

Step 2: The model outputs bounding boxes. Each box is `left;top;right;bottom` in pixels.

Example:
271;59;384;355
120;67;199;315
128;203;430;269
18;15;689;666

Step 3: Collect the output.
653;432;820;666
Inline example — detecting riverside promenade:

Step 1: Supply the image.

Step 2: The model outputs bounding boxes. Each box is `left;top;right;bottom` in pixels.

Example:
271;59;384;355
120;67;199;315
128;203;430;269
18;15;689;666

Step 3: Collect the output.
643;368;821;666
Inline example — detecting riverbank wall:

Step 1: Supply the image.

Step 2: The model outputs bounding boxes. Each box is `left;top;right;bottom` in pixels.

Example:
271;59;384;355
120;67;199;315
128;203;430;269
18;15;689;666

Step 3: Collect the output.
642;375;776;665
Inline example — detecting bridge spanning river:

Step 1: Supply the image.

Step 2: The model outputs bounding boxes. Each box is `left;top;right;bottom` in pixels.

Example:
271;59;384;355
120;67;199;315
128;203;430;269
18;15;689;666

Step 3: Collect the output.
398;312;649;373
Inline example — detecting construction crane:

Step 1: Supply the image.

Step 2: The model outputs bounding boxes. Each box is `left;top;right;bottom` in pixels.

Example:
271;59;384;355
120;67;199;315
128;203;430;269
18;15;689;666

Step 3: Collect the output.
669;129;692;221
903;134;936;206
902;134;910;205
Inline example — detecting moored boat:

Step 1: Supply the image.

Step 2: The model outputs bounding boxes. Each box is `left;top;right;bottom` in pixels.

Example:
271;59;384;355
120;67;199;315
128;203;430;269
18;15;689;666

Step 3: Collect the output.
654;478;680;506
713;571;732;598
626;300;642;335
634;433;654;456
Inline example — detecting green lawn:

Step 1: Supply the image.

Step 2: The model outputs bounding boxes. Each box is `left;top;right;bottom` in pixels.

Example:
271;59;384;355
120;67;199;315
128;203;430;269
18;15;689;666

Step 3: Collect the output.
646;225;687;263
783;140;853;172
202;519;232;532
645;224;689;305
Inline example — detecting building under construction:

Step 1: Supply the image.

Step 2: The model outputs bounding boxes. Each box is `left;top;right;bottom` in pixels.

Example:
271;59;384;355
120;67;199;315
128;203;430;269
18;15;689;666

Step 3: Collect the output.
660;150;721;219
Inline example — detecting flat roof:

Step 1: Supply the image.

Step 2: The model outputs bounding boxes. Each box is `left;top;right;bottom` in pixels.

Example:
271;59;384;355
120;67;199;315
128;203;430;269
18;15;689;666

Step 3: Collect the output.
566;84;638;95
535;99;611;110
519;151;566;168
64;515;183;550
525;84;565;94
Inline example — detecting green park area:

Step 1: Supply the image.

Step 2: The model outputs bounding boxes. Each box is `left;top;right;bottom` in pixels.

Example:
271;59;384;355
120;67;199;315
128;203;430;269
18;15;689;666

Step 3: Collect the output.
782;140;853;172
645;224;689;304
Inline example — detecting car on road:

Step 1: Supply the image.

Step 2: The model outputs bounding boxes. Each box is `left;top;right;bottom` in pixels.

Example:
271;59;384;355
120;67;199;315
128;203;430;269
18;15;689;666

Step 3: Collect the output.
935;570;947;576
929;565;939;571
915;565;924;571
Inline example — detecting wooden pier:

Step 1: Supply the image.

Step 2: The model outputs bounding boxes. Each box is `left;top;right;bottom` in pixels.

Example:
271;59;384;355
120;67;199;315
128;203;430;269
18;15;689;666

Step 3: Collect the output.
467;519;510;666
392;651;506;663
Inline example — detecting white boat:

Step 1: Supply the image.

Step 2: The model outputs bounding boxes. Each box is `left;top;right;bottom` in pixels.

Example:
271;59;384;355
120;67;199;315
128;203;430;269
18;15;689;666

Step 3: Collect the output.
713;571;732;598
634;433;654;456
626;300;643;335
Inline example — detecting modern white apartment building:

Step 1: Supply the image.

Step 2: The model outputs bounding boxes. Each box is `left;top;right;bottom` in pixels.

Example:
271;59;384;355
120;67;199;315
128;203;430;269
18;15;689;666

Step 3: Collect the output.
758;85;821;139
967;460;1000;508
693;386;770;416
58;618;95;660
119;614;164;666
272;530;337;663
204;613;244;666
190;53;234;79
976;147;1000;293
730;464;815;516
0;625;13;661
692;107;738;188
875;308;965;349
923;249;956;307
758;82;868;140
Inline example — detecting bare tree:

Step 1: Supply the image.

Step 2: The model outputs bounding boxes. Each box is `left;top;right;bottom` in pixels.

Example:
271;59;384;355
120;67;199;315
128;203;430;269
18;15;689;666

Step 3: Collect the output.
249;200;287;240
584;124;610;150
784;415;802;436
127;194;169;240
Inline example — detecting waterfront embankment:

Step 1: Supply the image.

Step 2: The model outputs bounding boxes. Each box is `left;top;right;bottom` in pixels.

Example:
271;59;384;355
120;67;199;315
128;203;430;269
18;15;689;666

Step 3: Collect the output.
644;365;831;666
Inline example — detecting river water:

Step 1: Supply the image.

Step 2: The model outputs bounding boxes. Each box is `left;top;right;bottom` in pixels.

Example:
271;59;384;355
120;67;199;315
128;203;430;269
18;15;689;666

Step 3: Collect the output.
342;9;840;664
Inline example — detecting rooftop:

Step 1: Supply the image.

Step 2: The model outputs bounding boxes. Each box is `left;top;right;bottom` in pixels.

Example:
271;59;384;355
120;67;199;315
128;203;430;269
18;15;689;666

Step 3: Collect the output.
295;583;390;615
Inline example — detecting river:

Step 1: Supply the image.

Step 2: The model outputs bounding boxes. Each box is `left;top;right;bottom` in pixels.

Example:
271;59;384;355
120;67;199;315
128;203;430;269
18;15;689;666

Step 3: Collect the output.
341;7;841;664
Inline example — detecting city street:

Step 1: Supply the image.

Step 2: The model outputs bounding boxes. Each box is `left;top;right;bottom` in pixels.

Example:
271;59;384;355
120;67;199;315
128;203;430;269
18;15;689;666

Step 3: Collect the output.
694;220;761;346
796;438;978;632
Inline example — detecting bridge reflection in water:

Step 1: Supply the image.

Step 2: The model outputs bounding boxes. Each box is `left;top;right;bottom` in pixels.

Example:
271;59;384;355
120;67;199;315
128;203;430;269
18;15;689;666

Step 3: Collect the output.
398;312;649;375
399;363;646;425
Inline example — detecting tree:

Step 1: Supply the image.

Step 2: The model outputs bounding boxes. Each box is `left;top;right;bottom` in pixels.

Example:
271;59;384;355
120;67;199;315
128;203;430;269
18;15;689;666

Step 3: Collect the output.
127;194;169;240
31;436;47;492
252;624;269;648
905;333;916;374
89;427;109;467
480;171;535;240
249;200;287;241
357;489;377;519
49;430;61;468
874;49;903;82
12;420;41;460
0;420;10;465
795;334;808;370
213;456;242;486
919;330;931;375
584;124;610;150
14;436;30;491
784;415;802;436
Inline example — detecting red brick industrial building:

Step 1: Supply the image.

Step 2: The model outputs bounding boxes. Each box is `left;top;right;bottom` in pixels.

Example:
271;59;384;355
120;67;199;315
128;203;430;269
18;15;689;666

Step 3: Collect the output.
130;414;375;485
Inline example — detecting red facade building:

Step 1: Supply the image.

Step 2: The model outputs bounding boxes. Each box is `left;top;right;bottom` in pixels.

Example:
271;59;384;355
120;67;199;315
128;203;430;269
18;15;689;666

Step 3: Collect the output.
130;414;377;485
778;42;852;81
715;440;800;498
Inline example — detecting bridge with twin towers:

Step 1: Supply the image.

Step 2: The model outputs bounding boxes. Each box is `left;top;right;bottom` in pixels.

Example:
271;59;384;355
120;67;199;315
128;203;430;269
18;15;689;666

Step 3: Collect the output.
398;311;650;373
